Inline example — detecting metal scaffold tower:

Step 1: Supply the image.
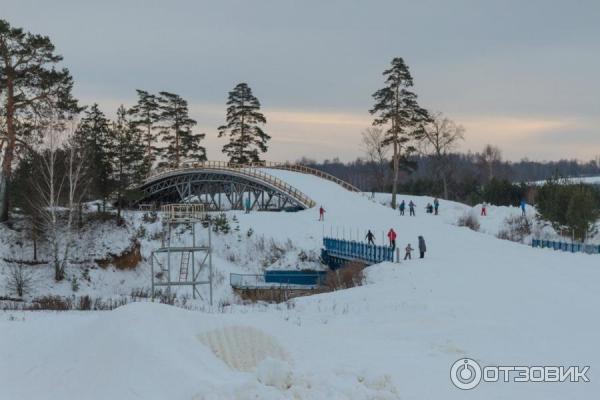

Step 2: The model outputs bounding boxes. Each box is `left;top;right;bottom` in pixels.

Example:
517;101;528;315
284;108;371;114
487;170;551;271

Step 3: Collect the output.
151;204;213;304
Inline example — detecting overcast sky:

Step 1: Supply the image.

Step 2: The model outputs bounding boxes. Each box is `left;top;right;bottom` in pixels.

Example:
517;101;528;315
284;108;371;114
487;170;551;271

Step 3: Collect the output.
3;0;600;162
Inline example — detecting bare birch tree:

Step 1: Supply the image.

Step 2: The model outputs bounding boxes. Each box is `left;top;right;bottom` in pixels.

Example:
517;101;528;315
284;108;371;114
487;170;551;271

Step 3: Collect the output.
31;122;86;281
415;112;465;199
361;127;389;192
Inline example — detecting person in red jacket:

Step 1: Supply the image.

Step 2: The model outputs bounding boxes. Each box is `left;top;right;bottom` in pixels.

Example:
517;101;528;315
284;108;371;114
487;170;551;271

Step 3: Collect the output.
319;206;325;221
387;228;397;250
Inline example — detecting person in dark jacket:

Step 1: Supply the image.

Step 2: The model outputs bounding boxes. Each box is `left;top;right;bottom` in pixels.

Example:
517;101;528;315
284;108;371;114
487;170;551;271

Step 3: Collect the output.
399;200;406;216
366;230;375;245
434;198;440;215
418;235;426;258
409;201;416;216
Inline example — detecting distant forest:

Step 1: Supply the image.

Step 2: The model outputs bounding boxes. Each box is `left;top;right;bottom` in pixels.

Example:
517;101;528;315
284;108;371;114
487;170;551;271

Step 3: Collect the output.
295;154;600;203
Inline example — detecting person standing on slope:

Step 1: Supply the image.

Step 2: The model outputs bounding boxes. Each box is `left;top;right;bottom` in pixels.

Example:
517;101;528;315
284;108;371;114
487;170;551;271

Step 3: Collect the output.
319;206;325;221
245;197;251;214
520;198;526;216
418;235;426;259
481;202;487;217
366;230;375;245
399;200;406;216
409;201;416;216
387;228;397;250
434;198;440;215
404;243;413;260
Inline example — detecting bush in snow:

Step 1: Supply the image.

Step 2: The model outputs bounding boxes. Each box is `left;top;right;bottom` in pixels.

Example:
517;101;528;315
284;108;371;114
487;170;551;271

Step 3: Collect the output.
71;276;80;292
325;261;366;289
457;211;480;231
212;213;231;234
497;215;531;243
142;211;158;223
5;261;34;298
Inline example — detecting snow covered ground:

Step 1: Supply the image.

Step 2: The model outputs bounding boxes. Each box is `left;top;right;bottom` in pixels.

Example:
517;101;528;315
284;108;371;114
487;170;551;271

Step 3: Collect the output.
530;175;600;186
1;169;600;399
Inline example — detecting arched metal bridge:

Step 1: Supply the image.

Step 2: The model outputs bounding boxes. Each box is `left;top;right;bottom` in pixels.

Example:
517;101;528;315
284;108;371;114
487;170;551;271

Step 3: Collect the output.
136;161;360;211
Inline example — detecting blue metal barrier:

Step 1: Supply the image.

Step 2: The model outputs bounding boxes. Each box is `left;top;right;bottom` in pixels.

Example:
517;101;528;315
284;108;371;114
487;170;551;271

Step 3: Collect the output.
264;270;326;285
321;237;395;268
531;238;599;254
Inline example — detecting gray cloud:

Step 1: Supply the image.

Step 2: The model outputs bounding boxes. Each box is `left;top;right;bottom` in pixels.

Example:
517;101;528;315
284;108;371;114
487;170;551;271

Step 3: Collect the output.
3;0;599;161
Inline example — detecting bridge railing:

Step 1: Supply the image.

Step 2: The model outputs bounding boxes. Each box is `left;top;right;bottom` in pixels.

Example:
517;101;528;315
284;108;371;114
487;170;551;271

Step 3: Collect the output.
145;161;316;208
531;239;600;254
257;162;361;193
147;160;360;194
322;237;395;265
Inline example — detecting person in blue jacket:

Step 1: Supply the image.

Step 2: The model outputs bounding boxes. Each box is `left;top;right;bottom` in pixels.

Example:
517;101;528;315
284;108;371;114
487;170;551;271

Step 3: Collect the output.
245;196;252;214
399;200;406;216
520;198;526;216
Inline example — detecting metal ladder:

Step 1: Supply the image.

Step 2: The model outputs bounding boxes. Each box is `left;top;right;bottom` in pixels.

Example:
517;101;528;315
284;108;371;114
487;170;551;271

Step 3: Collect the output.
179;251;191;281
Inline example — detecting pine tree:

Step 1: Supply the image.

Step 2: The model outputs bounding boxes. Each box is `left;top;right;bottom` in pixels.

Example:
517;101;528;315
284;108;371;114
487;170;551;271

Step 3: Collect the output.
218;83;270;164
108;105;145;220
73;104;112;210
129;90;160;175
370;57;429;209
157;92;206;167
0;19;80;222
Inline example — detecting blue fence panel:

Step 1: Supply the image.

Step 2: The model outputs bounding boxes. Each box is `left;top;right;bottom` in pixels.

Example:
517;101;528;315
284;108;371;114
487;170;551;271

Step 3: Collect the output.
531;239;598;255
265;270;327;286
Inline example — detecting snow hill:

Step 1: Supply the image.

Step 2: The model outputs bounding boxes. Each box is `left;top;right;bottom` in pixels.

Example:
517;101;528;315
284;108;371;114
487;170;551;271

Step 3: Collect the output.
1;169;600;399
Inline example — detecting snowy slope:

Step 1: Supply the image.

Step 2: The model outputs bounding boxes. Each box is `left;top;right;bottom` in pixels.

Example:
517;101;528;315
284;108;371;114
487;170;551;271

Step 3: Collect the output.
2;169;600;399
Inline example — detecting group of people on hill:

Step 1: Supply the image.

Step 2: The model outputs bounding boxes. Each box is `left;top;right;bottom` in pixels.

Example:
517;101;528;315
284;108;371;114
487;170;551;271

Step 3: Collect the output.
399;198;440;216
319;204;428;261
480;199;527;217
364;228;426;260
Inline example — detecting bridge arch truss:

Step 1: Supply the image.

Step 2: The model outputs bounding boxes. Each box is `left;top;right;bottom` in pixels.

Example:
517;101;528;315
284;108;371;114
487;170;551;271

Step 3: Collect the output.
137;165;316;211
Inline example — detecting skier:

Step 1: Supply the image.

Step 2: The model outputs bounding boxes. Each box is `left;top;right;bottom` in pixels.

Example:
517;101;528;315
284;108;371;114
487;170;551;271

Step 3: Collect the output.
387;228;397;250
404;243;413;260
481;202;487;217
418;236;427;259
366;230;375;245
409;201;416;216
434;198;440;215
520;199;526;216
245;197;251;214
399;200;406;216
426;203;433;214
319;206;325;221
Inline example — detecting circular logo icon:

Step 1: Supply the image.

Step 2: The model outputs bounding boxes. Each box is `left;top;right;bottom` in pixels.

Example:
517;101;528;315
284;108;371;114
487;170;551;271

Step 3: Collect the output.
450;358;482;390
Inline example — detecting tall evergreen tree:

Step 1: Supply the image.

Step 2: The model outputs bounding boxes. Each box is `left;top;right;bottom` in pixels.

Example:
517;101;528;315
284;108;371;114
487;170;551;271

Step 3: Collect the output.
73;104;112;210
108;105;145;220
129;90;160;175
370;57;429;209
157;92;206;167
218;83;270;164
0;19;79;222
